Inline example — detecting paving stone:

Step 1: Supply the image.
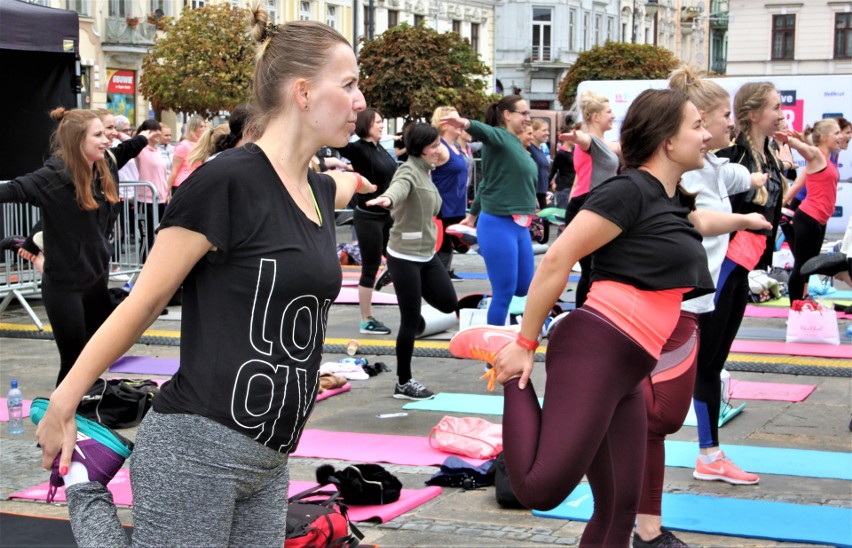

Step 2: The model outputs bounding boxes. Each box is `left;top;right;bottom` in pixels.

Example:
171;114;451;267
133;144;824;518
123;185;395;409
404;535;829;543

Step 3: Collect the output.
530;534;557;543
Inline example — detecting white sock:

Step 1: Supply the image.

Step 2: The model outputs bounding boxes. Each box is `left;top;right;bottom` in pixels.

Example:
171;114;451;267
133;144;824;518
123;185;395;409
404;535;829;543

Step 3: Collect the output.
62;461;90;488
698;450;722;464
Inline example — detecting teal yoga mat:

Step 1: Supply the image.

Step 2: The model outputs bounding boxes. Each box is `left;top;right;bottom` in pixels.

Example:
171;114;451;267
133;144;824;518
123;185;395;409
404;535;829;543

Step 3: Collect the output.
682;400;745;427
532;483;852;547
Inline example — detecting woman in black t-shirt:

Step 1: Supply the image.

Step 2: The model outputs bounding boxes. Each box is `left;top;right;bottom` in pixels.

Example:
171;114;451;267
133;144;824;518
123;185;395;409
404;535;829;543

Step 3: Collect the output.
34;13;377;548
483;89;745;545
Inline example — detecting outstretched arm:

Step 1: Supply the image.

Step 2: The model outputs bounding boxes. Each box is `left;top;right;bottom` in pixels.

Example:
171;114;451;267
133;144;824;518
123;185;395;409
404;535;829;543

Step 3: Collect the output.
324;171;377;209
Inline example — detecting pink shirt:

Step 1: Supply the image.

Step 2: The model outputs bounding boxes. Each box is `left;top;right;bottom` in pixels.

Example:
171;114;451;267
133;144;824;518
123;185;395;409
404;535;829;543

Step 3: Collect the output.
799;154;839;225
135;146;169;204
572;145;593;197
172;139;201;187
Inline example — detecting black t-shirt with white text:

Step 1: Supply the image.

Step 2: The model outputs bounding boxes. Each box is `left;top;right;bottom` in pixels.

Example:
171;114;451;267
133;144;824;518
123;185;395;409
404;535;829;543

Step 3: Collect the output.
154;144;342;453
581;168;714;301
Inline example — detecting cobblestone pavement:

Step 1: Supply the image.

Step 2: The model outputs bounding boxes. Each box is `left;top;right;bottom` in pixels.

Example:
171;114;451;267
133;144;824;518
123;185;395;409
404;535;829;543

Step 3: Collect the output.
1;242;851;547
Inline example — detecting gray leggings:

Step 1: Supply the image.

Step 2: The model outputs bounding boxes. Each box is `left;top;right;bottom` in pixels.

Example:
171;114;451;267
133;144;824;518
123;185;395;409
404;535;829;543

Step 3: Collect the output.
66;410;290;547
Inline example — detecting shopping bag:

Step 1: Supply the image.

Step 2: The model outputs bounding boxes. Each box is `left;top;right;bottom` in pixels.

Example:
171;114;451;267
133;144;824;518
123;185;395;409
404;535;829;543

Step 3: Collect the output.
428;415;503;459
786;301;840;345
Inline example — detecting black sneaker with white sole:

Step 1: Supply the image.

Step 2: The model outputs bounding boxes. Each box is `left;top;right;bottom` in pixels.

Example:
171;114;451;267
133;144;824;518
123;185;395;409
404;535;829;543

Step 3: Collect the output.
393;379;435;400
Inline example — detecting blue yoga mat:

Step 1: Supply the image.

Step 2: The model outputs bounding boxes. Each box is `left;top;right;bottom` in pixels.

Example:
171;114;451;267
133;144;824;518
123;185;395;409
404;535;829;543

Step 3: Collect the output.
533;483;852;547
404;393;852;480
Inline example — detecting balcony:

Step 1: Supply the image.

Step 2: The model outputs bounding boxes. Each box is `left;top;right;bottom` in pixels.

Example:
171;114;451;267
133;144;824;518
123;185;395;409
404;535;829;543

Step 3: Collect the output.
103;16;156;47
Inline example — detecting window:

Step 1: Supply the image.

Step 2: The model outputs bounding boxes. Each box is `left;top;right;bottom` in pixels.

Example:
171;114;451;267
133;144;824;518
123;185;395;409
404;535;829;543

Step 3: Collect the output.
836;13;852;59
532;7;552;61
66;0;92;16
453;20;461;34
594;13;602;45
607;16;614;42
188;0;205;9
569;9;577;51
327;5;336;28
149;0;173;18
388;9;398;27
414;13;424;26
265;0;278;24
300;1;310;21
771;14;795;60
109;0;131;16
363;6;370;34
583;11;590;50
471;22;480;53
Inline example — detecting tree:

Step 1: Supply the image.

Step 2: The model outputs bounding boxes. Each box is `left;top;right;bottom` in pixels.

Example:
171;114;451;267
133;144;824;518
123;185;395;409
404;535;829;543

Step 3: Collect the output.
358;24;499;121
140;4;255;116
558;41;680;110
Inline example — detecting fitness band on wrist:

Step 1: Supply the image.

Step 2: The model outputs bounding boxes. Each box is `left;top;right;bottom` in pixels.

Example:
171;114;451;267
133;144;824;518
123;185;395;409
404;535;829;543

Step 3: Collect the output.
516;333;539;351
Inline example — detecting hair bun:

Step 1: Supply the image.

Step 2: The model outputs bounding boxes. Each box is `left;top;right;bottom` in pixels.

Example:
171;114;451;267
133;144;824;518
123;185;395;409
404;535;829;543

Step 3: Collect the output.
49;106;68;123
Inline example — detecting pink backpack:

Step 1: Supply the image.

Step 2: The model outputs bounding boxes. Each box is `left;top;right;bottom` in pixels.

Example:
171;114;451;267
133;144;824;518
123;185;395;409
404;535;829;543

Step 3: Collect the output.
429;416;503;459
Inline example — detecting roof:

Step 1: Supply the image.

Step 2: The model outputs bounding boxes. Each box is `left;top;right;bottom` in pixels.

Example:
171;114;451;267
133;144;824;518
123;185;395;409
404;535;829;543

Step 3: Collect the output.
0;0;78;53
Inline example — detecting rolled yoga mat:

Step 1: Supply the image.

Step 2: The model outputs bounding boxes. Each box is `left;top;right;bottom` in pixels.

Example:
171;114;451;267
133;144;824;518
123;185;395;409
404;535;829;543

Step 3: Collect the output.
416;304;458;338
287;481;442;523
532;483;852;548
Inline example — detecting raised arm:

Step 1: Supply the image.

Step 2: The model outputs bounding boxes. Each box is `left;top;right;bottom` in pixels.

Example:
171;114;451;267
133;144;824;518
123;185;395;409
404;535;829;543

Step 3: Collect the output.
688;209;771;237
323;171;377;209
557;129;592;152
774;131;826;173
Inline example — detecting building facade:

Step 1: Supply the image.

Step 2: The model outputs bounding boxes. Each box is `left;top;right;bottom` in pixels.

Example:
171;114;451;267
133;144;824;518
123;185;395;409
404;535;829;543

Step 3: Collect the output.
726;0;852;76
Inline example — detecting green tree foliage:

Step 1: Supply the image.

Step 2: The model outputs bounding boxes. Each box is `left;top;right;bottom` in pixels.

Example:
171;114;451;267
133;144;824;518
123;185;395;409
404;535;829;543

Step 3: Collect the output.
140;4;255;116
358;24;499;121
558;41;680;110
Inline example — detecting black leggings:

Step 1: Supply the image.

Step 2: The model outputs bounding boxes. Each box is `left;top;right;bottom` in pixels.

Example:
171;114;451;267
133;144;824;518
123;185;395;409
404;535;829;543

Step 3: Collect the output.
788;209;826;303
386;255;457;384
693;262;750;448
41;274;113;386
564;194;591;306
353;208;392;288
436;215;464;271
536;193;550;244
503;307;657;546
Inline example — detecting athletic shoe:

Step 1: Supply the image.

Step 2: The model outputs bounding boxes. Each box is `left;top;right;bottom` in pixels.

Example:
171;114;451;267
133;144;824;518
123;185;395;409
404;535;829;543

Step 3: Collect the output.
0;235;25;252
448;269;462;281
360;316;391;335
374;270;393;291
800;252;851;278
692;452;759;485
393;378;435;400
29;398;133;503
449;325;520;366
632;527;689;548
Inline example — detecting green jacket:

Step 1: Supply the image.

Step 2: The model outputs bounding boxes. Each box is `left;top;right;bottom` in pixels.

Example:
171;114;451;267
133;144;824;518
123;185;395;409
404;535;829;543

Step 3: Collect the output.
468;120;538;217
380;155;442;258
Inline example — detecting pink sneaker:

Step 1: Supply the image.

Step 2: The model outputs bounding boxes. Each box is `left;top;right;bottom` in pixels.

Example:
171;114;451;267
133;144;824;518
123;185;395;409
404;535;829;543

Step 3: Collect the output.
693;452;759;485
449;326;520;365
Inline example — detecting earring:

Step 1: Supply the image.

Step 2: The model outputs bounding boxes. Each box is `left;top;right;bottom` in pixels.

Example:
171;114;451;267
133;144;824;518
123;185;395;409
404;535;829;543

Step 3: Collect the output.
305;104;309;111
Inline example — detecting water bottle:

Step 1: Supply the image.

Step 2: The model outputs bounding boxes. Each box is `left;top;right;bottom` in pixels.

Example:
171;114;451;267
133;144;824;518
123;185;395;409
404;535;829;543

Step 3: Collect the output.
7;379;23;435
338;357;368;367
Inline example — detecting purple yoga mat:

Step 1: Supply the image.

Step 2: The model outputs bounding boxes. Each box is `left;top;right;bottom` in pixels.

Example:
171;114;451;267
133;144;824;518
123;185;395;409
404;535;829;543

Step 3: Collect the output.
108;356;180;376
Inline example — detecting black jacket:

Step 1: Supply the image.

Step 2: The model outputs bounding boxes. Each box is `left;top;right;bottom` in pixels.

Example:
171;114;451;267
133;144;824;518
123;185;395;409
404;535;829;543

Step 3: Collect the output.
0;136;147;288
336;139;398;214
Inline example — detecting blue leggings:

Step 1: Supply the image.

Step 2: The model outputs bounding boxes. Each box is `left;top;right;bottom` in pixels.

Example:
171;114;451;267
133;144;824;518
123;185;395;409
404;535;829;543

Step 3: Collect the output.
477;212;535;325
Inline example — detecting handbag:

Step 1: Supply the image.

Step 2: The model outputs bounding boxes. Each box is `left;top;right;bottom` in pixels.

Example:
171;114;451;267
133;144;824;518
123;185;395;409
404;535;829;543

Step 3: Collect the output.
316;463;402;506
76;378;159;428
428;415;503;459
786;300;840;345
285;485;363;548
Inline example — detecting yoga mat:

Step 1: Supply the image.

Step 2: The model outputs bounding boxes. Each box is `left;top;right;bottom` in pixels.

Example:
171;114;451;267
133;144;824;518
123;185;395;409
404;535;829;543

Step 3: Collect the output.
416;304;458;338
108;356;180;376
316;383;351;402
730;339;851;358
288;481;442;523
334;287;398;305
9;468;134;506
533;483;852;547
682;401;745;428
291;429;489;467
753;296;852;308
509;295;527;315
0;513;131;547
664;440;852;480
729;379;816;401
456;272;488;280
0;398;31;421
745;304;851;319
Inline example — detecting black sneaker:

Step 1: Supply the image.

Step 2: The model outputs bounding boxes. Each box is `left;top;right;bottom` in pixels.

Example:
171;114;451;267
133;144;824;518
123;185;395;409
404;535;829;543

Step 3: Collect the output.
633;527;689;548
360;316;391;335
375;270;393;291
448;269;462;281
393;379;435;400
799;252;850;278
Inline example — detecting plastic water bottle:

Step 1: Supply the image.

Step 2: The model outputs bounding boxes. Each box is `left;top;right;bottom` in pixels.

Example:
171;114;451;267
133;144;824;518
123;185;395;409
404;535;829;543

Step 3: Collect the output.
338;357;368;367
7;379;23;435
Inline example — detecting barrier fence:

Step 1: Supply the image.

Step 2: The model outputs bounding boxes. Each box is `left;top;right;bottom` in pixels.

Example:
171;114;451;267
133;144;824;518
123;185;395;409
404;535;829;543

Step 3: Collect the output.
0;181;160;329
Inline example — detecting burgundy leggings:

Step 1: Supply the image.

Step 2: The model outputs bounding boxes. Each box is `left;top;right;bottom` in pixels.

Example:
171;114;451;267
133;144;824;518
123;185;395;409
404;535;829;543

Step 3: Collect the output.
638;312;699;516
503;306;658;546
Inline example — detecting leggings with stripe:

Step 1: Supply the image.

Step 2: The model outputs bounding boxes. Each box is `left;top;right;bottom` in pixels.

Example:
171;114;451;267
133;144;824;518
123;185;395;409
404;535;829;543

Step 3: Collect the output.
638;312;699;516
502;306;658;546
476;212;535;325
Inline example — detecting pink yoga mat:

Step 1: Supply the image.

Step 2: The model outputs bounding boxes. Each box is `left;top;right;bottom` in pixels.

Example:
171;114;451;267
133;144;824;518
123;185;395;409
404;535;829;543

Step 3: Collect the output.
729;380;816;402
288;480;442;523
335;287;398;305
730;340;851;359
109;356;180;376
292;429;489;467
9;468;133;507
0;398;32;421
745;305;851;320
316;383;351;402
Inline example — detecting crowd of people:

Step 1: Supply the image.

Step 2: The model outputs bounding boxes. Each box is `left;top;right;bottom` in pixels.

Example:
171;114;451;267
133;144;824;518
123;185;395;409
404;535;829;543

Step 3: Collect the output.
0;6;847;546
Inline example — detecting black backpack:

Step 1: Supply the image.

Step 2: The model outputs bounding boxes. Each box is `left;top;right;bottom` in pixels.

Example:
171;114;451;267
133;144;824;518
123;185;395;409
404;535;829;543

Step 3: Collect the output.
316;464;402;506
76;378;159;429
494;453;527;509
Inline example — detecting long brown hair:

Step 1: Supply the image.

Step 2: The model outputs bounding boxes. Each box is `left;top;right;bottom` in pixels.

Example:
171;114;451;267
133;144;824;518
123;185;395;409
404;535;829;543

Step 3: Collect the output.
732;82;785;204
49;107;117;210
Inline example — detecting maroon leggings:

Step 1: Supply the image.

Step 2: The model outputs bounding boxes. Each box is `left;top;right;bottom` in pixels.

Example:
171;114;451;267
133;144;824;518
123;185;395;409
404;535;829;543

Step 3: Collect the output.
503;307;658;547
638;312;699;516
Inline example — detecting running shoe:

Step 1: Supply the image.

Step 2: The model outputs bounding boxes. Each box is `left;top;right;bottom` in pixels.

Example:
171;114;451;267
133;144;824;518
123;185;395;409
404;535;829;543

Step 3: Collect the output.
632;527;689;548
374;270;393;291
393;379;435;400
360;316;391;335
30;398;133;503
692;452;759;485
799;252;851;278
449;325;521;366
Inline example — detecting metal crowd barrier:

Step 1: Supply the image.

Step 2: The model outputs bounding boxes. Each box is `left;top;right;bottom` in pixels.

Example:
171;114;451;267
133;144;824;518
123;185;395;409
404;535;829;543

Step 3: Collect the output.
0;180;160;329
